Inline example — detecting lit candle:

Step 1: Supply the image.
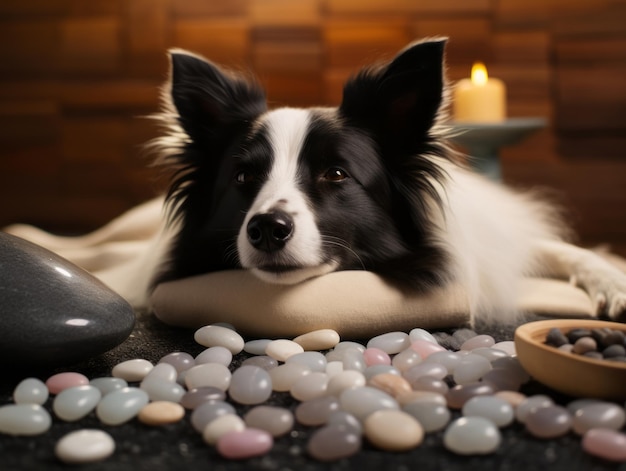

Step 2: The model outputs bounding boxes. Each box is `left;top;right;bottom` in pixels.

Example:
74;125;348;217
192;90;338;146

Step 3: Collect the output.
453;62;506;123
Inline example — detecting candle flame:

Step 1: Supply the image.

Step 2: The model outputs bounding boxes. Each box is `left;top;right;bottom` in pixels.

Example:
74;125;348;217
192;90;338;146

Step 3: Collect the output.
471;62;488;86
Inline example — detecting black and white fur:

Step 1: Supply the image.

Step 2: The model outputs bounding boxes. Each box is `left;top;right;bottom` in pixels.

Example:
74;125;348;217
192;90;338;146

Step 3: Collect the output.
7;39;626;323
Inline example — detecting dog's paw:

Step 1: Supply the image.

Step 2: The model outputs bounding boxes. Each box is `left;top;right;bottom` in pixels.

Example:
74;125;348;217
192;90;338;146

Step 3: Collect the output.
588;280;626;322
608;292;626;321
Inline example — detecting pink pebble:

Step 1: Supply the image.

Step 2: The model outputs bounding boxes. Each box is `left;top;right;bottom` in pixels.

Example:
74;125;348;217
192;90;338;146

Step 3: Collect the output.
45;373;89;395
363;348;391;367
582;429;626;462
410;340;445;359
216;428;273;459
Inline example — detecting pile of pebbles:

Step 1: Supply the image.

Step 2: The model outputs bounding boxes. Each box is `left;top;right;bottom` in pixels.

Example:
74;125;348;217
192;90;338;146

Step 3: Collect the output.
1;324;626;464
545;326;626;361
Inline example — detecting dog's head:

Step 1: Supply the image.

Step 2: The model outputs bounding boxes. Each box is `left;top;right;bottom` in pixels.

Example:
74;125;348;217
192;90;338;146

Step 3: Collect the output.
157;39;451;287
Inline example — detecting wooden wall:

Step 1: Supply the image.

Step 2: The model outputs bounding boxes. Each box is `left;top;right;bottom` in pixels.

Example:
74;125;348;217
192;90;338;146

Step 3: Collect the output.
0;0;625;251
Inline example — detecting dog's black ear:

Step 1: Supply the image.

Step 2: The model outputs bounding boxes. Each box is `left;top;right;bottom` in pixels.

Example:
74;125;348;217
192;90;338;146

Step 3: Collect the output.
168;50;267;144
339;39;446;154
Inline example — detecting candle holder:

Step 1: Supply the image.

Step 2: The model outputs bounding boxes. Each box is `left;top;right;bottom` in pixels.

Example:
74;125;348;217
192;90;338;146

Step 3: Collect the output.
448;118;547;181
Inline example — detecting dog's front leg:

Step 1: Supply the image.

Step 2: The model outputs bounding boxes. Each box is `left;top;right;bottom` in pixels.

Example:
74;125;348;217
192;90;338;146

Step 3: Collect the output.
533;239;626;320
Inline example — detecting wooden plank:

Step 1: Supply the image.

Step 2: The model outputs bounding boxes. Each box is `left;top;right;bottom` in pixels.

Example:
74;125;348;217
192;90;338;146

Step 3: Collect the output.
259;73;323;107
0;80;161;111
0;0;69;17
171;0;248;18
61;117;128;164
0;20;60;73
0;193;133;232
324;0;489;15
0;102;60;143
127;0;168;55
494;0;551;28
0;144;61;180
556;66;626;104
60;17;121;73
323;68;353;105
324;19;410;68
411;18;491;64
493;32;550;65
250;0;320;27
503;159;626;246
558;136;626;159
171;19;250;67
487;65;551;101
557;104;626;132
498;129;556;162
552;2;625;36
61;162;130;196
324;0;412;15
66;0;124;16
253;40;322;74
555;38;626;65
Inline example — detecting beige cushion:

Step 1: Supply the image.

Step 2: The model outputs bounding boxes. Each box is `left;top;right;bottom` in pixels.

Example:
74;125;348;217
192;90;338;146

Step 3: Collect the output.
151;270;595;338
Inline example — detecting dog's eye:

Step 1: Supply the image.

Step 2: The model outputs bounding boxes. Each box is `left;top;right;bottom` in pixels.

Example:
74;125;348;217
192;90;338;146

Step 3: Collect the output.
235;171;254;184
323;167;349;182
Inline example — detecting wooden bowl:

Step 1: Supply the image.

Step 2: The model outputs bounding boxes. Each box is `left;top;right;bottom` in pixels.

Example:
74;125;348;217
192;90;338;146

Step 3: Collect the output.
514;319;626;400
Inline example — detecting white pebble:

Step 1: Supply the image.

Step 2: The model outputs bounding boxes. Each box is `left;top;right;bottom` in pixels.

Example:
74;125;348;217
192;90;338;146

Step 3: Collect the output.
265;339;304;362
452;354;492;385
443;417;501;455
90;377;128;396
403;401;451;433
55;429;115;464
462;396;514;428
363;365;400;380
13;378;49;405
228;365;273;405
143;362;178;383
243;339;272;356
493;341;516;356
53;386;102;422
326;361;344;377
470;347;509;363
293;329;340;350
95;387;149;426
339;386;399;421
111;359;154;382
195;346;233;366
194;325;244;354
342;350;366;372
269;363;311;392
391;349;423;372
423;351;463;374
202;414;246;445
409;328;438;344
140;378;186;403
290;372;329;401
515;395;554;423
185;363;232;391
398;391;447;407
0;404;52;436
364;409;424;451
285;351;327;372
367;332;410;354
573;402;626;435
327;370;367;397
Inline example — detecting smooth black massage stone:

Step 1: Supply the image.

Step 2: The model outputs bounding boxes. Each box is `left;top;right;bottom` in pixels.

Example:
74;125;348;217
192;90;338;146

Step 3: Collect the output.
0;231;135;367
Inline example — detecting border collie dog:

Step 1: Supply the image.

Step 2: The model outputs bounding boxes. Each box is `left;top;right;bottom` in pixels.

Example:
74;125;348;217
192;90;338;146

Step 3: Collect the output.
143;37;625;323
8;38;625;323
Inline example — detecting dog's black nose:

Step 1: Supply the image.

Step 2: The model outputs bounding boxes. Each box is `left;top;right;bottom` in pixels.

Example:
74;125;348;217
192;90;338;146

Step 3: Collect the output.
246;211;294;252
